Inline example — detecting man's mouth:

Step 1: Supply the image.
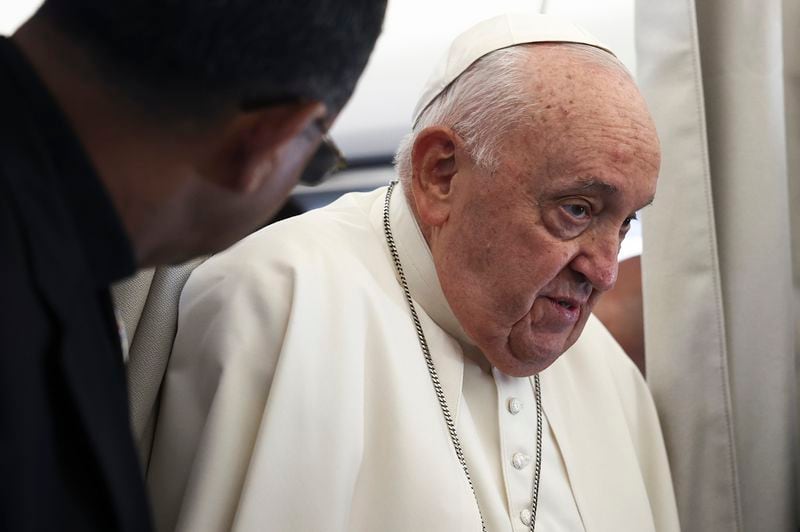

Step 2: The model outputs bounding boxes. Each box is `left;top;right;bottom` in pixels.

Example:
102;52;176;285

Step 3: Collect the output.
536;294;586;329
555;299;576;311
546;296;581;312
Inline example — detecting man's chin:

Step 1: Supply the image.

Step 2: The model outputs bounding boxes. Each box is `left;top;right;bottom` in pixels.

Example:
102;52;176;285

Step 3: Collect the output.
501;328;589;377
485;344;563;378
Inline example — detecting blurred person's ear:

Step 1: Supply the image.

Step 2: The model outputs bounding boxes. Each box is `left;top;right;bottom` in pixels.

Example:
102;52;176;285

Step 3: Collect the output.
208;101;327;195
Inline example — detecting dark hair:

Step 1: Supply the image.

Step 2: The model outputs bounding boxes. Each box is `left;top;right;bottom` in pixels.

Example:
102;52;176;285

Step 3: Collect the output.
39;0;386;116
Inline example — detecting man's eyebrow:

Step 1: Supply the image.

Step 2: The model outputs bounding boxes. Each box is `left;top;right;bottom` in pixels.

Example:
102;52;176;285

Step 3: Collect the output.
548;177;655;208
581;177;618;194
569;177;619;195
552;177;655;210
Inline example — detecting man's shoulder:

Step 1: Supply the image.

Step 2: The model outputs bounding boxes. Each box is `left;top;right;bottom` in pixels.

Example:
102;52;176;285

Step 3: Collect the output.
187;188;388;293
217;188;381;262
569;315;636;362
545;315;664;450
556;315;649;394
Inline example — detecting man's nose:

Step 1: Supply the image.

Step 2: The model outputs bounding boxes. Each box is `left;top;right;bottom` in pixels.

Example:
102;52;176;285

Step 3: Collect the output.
569;236;619;293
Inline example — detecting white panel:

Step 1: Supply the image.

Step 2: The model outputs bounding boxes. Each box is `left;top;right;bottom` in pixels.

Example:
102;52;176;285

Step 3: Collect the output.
332;0;636;160
0;0;41;36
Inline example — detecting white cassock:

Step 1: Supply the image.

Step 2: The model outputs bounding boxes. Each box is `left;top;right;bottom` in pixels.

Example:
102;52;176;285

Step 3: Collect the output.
147;186;680;532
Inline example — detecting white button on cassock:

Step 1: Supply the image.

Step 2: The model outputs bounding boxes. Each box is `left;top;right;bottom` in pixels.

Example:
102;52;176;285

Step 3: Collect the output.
512;452;531;470
520;508;532;526
507;397;523;415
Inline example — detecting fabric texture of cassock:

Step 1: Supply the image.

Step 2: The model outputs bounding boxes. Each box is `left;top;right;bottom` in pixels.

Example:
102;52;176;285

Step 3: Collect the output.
148;186;679;532
0;37;152;530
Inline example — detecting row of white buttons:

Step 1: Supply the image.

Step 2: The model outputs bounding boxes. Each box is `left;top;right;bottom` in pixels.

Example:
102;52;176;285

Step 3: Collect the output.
507;397;531;526
508;395;532;527
509;397;531;471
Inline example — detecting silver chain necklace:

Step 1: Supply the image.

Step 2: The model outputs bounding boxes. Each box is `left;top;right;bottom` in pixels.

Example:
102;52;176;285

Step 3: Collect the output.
382;181;543;532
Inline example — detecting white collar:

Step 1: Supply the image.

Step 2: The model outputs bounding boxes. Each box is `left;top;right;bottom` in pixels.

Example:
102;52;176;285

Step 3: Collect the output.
388;184;491;372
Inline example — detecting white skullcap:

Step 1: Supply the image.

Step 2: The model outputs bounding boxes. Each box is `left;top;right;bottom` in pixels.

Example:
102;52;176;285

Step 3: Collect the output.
412;13;613;126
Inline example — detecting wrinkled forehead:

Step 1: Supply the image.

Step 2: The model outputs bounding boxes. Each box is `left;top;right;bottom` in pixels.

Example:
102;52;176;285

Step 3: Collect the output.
412;13;613;126
540;57;654;141
505;44;656;153
498;56;660;190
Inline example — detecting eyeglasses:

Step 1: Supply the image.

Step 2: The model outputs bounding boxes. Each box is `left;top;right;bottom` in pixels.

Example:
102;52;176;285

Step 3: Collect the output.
298;126;347;186
241;95;347;186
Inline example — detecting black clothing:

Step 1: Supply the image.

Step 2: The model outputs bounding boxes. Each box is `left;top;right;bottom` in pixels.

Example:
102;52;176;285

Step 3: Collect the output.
0;37;152;531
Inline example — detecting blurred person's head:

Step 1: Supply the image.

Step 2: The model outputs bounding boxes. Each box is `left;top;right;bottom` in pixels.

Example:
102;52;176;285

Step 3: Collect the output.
395;17;659;378
14;0;387;264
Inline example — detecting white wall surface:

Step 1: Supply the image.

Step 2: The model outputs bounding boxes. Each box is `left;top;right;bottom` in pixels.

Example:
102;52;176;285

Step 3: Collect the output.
0;1;40;35
331;0;637;159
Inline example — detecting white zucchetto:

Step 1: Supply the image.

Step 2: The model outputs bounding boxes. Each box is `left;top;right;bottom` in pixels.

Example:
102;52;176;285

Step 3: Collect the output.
412;13;613;125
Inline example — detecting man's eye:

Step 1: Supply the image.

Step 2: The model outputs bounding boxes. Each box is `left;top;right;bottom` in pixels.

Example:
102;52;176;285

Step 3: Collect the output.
621;212;639;230
563;204;590;219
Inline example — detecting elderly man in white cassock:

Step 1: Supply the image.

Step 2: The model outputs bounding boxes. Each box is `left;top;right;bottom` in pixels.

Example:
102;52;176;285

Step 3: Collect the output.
147;14;680;532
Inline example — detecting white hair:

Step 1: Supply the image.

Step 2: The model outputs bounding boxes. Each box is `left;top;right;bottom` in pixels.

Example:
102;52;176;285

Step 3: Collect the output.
394;43;631;188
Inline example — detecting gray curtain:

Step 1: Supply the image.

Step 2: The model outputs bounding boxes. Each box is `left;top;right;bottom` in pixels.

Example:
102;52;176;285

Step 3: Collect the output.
635;0;799;530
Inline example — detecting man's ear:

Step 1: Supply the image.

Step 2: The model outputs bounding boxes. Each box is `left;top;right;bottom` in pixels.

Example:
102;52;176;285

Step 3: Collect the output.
213;101;326;195
410;126;462;227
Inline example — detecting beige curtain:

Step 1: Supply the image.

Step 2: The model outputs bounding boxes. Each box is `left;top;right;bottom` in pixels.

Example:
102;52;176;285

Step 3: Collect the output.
787;0;800;442
635;1;799;531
